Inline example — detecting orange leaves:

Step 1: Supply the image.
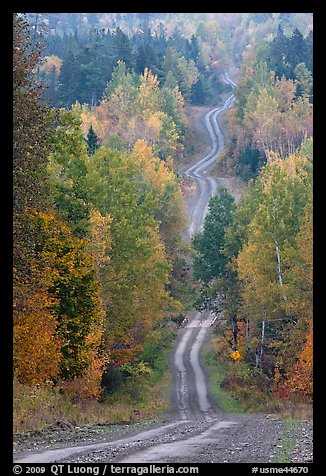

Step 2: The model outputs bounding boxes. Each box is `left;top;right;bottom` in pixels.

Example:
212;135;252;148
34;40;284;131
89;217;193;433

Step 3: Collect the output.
60;351;109;402
110;338;144;366
274;324;313;400
13;289;62;385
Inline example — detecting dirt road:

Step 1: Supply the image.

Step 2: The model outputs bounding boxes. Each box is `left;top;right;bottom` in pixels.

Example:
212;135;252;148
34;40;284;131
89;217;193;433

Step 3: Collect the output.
13;74;312;465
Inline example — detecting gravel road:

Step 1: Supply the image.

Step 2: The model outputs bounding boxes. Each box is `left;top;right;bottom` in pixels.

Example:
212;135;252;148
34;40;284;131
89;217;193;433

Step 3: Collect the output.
13;72;313;465
14;414;313;464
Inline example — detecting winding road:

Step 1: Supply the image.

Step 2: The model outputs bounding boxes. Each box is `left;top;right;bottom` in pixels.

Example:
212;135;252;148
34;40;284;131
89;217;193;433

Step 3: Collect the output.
15;73;276;465
185;75;235;236
169;73;236;425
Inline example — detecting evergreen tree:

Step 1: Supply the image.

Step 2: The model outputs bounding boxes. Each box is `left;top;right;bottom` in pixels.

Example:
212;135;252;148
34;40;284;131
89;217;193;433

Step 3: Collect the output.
193;188;236;285
57;50;80;106
304;30;313;72
287;28;306;77
87;124;100;155
113;27;133;68
267;25;290;79
187;35;200;62
46;64;58;105
135;42;158;74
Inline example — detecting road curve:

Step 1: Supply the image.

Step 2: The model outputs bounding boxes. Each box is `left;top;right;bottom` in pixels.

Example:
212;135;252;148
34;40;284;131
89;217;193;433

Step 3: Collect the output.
14;74;237;464
185;88;235;236
171;75;236;422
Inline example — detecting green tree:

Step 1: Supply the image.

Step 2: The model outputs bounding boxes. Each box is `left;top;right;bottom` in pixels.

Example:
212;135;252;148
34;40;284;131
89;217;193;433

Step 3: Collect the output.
86;124;100;155
13;13;53;308
57;51;80;106
236;153;312;372
85;145;180;348
294;62;313;101
193;188;236;285
32;211;102;381
113;27;133;69
48;109;91;238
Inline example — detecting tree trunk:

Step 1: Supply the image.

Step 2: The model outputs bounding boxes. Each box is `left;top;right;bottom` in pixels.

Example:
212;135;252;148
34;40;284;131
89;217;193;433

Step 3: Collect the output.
271;191;287;302
231;318;238;348
259;319;265;371
246;319;250;340
255;320;265;370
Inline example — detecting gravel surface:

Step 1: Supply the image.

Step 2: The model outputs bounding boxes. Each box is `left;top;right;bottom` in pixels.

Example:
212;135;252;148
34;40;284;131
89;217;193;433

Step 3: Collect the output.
13;419;162;455
13;414;313;464
290;420;313;463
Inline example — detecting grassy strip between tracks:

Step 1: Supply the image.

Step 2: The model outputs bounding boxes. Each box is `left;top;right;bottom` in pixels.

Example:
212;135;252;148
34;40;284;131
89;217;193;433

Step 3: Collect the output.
202;335;245;413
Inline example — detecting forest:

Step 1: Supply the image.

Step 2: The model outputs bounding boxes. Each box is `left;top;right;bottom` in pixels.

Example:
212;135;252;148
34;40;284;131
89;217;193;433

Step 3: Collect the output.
13;12;313;433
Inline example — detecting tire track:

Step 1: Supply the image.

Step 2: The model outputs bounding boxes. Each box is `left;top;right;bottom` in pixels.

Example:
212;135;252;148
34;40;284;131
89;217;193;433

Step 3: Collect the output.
173;75;236;421
13;73;237;464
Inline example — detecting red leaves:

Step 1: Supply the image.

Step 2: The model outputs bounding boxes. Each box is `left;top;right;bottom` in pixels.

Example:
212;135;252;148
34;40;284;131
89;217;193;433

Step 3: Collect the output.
274;324;313;400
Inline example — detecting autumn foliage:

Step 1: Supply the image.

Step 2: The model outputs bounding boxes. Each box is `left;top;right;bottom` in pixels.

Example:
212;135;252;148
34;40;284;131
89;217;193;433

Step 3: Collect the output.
13;289;61;385
194;150;313;404
274;324;313;400
14;12;313;417
13;14;186;407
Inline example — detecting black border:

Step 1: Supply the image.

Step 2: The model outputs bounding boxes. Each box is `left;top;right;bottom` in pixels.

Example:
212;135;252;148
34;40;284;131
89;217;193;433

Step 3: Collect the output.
4;3;322;473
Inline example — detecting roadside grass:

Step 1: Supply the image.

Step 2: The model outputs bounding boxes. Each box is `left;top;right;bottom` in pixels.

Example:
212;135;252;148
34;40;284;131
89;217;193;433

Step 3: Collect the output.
202;336;244;413
265;400;313;421
13;325;175;435
203;334;313;418
203;333;275;413
271;419;302;463
13;380;160;434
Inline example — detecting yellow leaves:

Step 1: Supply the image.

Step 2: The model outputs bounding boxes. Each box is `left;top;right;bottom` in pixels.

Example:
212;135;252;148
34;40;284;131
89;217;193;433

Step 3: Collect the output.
78;104;109;142
72;64;184;161
142;68;160;87
39;55;62;76
230;350;241;360
86;145;184;349
237;151;312;322
88;209;112;271
145;113;163;143
138;68;162;114
131;140;177;194
165;156;175;171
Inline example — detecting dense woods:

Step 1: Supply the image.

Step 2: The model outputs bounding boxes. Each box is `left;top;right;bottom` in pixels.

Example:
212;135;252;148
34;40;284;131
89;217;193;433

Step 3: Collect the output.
13;12;313;432
219;25;313;180
192;16;313;405
14;14;186;409
193;150;312;405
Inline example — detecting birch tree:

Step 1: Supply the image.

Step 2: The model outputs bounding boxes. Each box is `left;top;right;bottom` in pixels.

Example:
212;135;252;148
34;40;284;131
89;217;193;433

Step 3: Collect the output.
237;152;312;372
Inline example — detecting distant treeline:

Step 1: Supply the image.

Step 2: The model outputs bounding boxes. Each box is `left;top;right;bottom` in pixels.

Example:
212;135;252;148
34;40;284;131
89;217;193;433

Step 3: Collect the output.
32;12;312;110
37;23;230;107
